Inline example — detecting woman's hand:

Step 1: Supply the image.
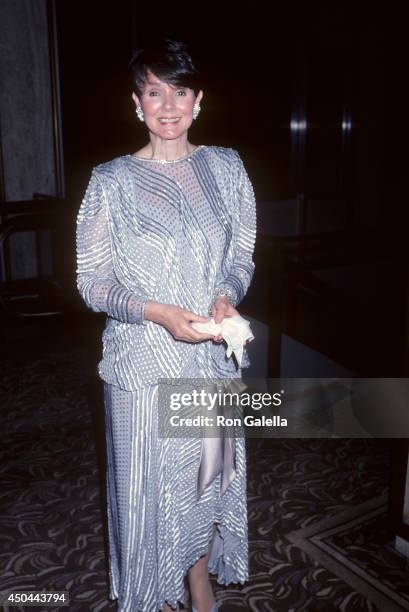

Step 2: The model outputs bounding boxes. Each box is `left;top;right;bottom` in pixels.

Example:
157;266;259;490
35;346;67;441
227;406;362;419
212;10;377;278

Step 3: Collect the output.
212;296;239;342
144;301;215;343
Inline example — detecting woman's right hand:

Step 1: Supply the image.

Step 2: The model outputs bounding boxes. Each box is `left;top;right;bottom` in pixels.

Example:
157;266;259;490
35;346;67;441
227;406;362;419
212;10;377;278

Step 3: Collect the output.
144;301;215;343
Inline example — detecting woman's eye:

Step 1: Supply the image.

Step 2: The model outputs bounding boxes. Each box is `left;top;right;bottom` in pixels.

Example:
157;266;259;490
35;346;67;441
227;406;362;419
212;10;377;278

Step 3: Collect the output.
148;91;159;96
176;90;187;96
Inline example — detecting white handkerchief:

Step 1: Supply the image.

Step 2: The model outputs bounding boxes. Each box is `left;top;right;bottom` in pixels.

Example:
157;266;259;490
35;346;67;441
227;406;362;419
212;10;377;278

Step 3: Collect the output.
192;314;254;367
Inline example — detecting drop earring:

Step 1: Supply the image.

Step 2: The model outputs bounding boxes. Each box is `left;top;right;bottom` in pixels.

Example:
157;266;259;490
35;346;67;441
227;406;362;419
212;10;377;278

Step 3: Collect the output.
135;106;145;122
192;103;201;120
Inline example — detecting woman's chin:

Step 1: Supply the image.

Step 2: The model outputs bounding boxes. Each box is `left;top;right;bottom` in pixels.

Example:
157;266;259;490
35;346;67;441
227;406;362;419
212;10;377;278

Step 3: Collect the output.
148;121;190;139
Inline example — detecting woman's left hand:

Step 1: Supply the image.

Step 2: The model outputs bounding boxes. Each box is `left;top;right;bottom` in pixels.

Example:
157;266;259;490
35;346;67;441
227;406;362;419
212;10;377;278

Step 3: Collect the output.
212;296;239;342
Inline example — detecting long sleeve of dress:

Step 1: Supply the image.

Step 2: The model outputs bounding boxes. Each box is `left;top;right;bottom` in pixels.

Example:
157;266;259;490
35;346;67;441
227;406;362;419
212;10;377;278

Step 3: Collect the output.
75;168;148;324
212;153;257;307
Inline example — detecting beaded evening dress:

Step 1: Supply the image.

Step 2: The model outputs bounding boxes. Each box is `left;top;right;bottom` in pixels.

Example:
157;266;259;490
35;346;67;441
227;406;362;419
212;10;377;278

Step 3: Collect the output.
75;145;256;611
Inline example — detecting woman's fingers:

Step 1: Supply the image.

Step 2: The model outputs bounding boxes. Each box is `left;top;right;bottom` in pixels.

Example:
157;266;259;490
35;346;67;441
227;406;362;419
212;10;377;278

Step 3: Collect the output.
184;311;210;323
188;329;215;342
163;304;242;344
171;318;215;342
173;325;214;342
214;305;227;324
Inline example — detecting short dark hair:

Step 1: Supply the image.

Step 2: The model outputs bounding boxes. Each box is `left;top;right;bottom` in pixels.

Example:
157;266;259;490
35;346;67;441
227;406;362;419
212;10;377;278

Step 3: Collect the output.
129;38;201;97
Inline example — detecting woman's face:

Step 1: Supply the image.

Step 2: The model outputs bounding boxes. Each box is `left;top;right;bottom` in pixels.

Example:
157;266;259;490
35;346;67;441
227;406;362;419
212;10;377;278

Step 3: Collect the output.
132;70;203;141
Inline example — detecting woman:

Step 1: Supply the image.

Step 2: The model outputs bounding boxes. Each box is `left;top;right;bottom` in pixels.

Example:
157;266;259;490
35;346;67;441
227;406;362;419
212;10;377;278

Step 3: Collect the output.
76;38;256;612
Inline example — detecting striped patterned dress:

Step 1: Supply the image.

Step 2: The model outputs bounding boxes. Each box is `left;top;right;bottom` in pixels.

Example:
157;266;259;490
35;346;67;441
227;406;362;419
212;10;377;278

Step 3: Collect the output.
75;145;257;611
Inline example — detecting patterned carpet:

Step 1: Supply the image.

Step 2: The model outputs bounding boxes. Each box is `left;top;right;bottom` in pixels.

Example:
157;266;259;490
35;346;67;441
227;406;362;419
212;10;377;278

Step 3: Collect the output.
0;334;407;612
287;496;409;612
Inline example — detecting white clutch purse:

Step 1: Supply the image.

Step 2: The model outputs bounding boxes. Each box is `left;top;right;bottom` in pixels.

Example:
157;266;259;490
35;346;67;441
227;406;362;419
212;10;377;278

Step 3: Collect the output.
192;314;254;367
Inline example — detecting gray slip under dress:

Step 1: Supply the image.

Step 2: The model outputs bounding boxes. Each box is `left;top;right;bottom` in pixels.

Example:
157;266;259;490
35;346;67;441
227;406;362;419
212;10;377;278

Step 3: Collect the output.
75;145;257;611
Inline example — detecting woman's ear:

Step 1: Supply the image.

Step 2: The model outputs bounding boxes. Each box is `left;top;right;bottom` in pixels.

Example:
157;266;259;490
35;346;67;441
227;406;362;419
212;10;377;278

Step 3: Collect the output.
196;90;204;105
132;92;141;108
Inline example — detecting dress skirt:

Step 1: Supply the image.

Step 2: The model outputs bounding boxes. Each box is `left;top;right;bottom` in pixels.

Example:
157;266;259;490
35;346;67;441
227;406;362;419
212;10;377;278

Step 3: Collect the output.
103;381;248;612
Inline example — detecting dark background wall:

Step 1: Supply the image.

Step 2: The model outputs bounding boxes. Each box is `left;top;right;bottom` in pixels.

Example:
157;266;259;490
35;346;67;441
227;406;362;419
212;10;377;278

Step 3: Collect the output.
56;2;392;218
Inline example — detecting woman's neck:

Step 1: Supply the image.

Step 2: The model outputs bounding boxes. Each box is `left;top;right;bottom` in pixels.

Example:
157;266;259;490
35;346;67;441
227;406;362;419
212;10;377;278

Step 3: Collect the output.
144;136;196;161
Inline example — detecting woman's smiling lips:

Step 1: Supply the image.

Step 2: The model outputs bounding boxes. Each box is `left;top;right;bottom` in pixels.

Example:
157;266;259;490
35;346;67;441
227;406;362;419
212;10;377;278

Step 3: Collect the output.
158;117;181;124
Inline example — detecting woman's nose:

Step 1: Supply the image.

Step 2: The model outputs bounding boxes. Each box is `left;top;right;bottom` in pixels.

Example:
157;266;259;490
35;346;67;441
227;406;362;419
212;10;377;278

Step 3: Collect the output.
162;92;175;110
